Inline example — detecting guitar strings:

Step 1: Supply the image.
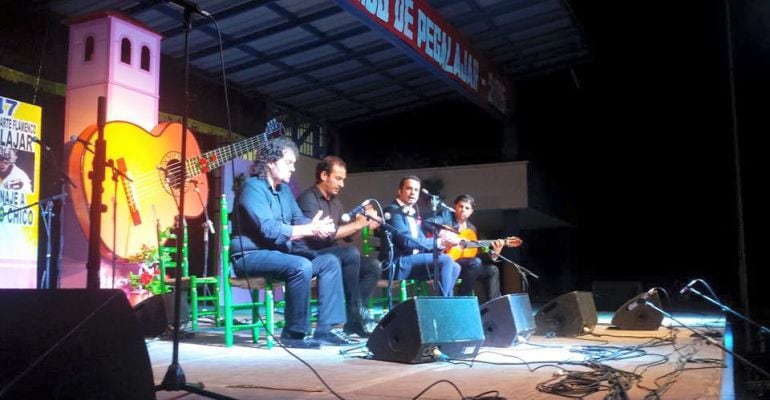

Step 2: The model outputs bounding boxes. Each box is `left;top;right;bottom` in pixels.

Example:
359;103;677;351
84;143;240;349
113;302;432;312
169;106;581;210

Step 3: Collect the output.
100;133;273;199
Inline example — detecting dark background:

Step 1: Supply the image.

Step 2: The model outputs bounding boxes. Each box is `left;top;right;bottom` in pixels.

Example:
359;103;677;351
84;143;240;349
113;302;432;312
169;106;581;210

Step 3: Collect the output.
340;0;764;314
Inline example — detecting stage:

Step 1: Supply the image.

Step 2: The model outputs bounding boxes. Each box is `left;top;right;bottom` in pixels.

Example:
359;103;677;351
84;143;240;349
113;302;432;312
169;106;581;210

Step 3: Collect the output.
150;311;732;399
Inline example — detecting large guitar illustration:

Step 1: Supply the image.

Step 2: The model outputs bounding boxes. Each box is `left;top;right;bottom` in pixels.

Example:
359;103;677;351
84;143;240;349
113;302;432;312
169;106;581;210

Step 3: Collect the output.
67;119;283;260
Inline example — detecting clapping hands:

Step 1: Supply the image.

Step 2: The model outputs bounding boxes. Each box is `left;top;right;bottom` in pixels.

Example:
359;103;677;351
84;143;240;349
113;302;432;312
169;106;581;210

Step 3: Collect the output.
310;210;336;238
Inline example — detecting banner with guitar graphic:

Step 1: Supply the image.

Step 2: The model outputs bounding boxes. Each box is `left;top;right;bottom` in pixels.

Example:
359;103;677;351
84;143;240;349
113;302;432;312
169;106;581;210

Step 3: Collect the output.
0;95;41;288
65;118;284;261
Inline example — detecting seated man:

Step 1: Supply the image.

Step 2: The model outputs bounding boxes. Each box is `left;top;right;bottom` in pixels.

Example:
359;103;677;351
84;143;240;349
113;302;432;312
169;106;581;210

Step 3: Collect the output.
380;175;460;297
296;155;381;337
229;137;352;348
435;194;506;303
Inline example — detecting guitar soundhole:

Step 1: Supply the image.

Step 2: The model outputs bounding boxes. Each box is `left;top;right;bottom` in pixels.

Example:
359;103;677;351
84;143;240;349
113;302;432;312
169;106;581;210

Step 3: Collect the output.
158;152;187;197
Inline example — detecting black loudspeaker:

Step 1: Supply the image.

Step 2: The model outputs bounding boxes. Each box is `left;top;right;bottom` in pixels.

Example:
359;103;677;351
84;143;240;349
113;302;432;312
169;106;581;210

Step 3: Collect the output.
611;290;664;330
480;293;536;347
535;291;598;337
134;291;189;337
0;289;155;399
367;297;485;363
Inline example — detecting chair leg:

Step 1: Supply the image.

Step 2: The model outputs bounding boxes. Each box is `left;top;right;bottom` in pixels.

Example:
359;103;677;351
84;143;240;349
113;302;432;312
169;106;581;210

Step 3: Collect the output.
190;276;199;331
224;281;235;347
265;288;275;349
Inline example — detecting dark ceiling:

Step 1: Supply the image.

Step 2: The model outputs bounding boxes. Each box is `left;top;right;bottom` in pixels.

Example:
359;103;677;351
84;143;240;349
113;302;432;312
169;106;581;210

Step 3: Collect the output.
48;0;590;126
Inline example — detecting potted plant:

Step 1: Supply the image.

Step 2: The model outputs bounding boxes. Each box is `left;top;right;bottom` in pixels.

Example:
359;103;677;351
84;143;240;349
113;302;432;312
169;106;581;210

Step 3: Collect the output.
127;244;164;299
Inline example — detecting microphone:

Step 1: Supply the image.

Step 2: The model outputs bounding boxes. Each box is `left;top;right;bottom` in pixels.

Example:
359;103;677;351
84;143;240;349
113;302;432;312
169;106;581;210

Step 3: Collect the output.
29;136;51;151
383;211;392;221
628;288;657;311
420;188;454;213
679;279;698;295
341;199;371;223
162;0;211;16
70;135;93;148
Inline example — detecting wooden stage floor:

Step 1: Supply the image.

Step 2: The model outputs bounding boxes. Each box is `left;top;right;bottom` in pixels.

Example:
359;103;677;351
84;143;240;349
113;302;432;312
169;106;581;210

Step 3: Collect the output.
150;312;733;400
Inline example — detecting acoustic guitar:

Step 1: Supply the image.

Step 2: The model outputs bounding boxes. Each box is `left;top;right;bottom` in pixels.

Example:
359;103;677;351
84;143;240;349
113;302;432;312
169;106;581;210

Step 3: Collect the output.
67;119;283;260
445;228;522;260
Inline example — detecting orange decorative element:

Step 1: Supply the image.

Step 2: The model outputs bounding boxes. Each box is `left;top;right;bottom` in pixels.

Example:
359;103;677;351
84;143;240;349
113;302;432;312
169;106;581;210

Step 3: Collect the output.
115;157;142;226
445;228;522;261
198;156;209;173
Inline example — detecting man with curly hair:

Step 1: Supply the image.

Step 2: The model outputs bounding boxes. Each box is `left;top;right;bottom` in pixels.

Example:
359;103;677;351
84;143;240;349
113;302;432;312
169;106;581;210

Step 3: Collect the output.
229;137;352;348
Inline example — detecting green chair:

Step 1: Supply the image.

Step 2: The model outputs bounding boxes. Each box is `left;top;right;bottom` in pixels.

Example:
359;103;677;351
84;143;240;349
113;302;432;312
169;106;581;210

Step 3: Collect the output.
220;195;280;348
156;223;219;331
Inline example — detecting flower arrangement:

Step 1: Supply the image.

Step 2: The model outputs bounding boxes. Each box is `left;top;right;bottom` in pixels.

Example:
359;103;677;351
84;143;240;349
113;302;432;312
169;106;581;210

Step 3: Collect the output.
126;244;164;295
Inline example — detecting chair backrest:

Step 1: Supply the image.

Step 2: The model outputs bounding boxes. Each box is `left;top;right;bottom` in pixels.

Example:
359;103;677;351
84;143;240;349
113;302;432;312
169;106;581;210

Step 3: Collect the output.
156;221;188;293
220;195;232;282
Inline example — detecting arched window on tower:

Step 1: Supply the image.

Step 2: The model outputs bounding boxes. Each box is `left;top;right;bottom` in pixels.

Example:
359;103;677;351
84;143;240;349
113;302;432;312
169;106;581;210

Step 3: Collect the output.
140;45;151;71
84;36;94;62
121;38;131;64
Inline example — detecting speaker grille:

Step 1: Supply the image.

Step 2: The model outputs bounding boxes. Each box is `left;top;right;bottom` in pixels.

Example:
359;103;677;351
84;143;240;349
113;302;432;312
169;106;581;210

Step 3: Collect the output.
367;297;484;363
534;291;598;337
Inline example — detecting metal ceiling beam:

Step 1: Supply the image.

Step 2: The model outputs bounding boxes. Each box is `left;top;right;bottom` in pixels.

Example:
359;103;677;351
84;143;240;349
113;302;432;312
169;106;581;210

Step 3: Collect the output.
187;6;343;61
225;25;370;74
159;0;278;38
268;57;413;99
472;11;570;43
266;3;432;108
243;42;392;86
329;93;459;126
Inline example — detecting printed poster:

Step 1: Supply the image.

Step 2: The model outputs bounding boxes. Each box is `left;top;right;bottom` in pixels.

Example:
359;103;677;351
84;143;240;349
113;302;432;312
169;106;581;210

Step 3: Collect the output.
0;95;42;288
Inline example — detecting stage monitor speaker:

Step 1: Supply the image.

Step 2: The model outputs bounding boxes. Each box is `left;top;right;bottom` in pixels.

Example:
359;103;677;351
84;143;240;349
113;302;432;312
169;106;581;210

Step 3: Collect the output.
133;291;189;337
534;291;597;337
0;289;155;399
480;293;536;347
366;296;484;363
611;290;664;330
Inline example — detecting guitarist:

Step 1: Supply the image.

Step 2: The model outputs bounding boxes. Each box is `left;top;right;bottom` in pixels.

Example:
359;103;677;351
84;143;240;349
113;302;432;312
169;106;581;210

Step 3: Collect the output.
432;194;505;303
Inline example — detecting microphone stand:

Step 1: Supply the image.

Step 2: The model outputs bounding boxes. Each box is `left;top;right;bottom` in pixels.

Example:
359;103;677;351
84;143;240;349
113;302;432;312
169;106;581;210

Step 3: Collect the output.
642;299;770;379
428;196;441;296
363;214;428;310
154;4;232;399
193;180;215;299
684;287;770;335
86;96;107;289
487;248;539;280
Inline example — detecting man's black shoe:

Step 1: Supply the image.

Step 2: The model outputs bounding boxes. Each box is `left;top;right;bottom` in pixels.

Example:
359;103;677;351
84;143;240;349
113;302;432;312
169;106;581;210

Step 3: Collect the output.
280;335;321;349
343;321;372;338
313;328;357;346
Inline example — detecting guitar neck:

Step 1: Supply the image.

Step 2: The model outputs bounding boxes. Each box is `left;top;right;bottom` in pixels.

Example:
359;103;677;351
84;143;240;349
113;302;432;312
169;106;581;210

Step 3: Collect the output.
184;130;273;179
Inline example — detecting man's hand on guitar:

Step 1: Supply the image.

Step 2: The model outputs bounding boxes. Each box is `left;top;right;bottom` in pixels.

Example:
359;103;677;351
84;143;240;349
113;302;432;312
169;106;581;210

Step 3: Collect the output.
438;229;461;247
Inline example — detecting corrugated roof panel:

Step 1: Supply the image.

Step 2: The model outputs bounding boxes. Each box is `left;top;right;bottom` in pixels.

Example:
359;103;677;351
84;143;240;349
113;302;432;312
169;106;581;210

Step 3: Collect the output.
227;63;283;83
364;47;405;64
282;88;337;105
492;2;562;27
307;59;366;80
337;30;381;49
506;18;572;42
278;44;342;68
277;0;337;15
217;9;284;36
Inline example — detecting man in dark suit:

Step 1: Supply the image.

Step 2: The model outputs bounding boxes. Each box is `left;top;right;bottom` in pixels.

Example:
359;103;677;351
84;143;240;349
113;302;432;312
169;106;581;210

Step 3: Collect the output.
381;175;460;297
